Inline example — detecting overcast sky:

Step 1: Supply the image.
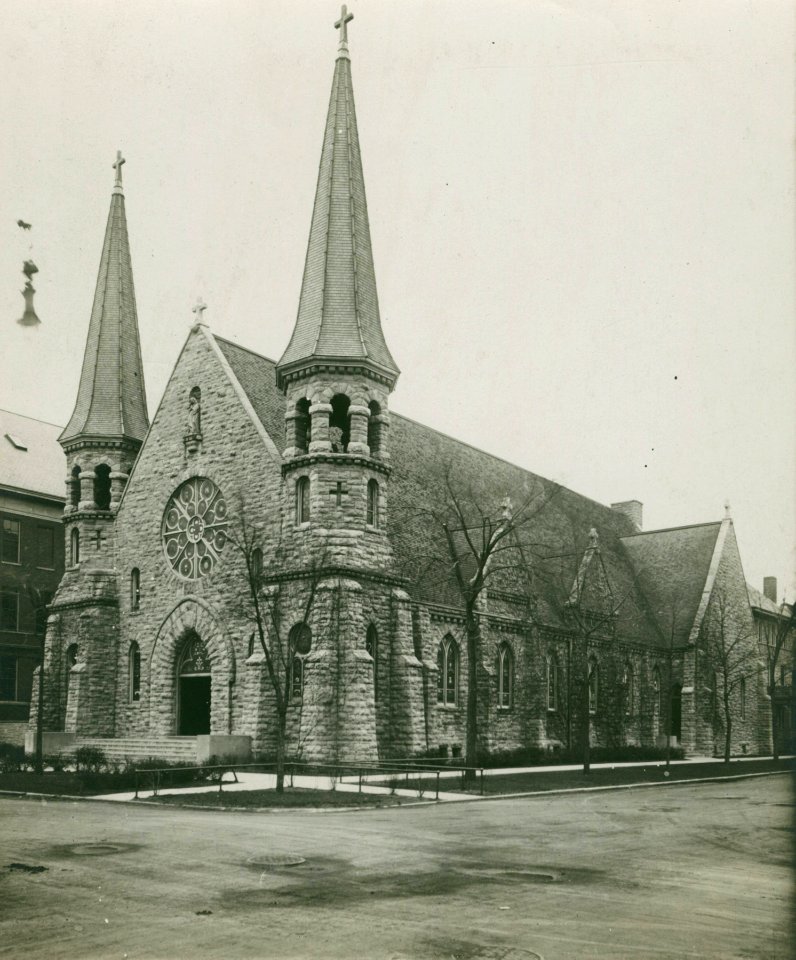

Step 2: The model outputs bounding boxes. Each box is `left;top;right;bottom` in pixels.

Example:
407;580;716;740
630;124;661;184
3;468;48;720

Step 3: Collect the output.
0;0;793;599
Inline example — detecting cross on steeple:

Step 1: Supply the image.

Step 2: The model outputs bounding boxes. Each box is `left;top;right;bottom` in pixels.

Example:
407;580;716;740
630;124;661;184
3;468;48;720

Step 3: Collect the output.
335;5;353;47
112;150;125;189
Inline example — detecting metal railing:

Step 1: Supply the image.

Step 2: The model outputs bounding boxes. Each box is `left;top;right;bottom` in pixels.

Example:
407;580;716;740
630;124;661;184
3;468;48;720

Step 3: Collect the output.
132;759;486;801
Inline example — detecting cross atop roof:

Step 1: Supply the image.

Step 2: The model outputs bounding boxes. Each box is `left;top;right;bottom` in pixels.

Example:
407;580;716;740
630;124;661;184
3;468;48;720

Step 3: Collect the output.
335;5;353;49
112;150;125;191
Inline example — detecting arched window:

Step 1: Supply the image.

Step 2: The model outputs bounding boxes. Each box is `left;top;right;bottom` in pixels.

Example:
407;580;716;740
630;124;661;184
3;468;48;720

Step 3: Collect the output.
497;643;513;709
70;528;80;566
295;477;310;525
288;623;312;700
623;661;634;715
294;398;311;452
129;642;141;702
130;568;141;611
94;463;112;510
367;400;382;456
588;658;599;714
366;479;380;528
739;676;746;720
547;655;559;712
65;643;78;702
437;635;459;705
251;548;263;581
329;394;350;452
366;624;378;701
70;465;81;509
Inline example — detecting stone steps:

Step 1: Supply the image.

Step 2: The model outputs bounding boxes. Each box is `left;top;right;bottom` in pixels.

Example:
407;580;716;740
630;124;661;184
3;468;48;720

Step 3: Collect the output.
75;737;198;764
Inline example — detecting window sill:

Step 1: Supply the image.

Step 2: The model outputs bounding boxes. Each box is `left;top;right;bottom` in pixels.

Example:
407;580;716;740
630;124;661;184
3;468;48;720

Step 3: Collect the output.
1;560;21;566
35;565;55;572
547;707;558;714
436;702;459;711
496;706;513;713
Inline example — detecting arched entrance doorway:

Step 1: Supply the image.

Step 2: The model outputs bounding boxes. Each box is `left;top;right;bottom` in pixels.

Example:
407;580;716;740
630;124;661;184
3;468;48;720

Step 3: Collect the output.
177;631;211;735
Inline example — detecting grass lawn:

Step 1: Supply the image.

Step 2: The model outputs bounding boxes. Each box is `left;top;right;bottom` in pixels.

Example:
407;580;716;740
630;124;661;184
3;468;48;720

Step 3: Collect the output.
149;787;414;809
389;757;795;796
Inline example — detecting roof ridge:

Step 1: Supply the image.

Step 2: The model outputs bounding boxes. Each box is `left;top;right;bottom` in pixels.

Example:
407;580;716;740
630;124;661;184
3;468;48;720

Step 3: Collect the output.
620;521;722;538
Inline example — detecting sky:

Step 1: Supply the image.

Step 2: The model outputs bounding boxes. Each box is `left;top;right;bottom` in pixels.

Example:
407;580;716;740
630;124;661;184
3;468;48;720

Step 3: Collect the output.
0;0;793;599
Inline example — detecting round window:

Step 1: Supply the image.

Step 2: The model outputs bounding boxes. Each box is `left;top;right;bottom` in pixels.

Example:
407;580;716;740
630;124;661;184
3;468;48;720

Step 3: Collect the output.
162;477;228;579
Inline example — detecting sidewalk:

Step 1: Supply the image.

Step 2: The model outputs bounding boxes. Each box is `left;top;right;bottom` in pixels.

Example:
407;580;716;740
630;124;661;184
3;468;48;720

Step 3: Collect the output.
89;755;793;804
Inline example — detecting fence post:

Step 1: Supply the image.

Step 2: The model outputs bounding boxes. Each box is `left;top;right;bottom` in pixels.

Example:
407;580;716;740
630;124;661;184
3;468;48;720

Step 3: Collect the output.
134;771;139;800
358;769;362;793
436;770;440;801
219;767;224;794
480;768;484;795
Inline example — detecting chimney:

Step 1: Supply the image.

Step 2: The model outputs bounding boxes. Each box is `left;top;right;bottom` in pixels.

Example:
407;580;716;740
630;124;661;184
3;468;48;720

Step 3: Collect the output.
611;500;643;531
763;577;777;603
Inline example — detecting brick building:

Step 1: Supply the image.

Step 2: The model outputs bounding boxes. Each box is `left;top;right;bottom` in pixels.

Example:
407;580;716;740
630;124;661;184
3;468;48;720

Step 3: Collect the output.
0;410;65;745
28;17;787;763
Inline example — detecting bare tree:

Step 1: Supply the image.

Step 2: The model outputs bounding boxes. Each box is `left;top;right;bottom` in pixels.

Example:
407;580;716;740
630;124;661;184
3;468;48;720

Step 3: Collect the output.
537;531;635;773
227;510;331;793
699;586;760;763
394;465;561;780
762;600;795;760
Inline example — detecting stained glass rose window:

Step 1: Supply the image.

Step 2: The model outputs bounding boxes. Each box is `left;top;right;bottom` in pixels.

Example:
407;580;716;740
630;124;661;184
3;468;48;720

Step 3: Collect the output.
162;477;228;579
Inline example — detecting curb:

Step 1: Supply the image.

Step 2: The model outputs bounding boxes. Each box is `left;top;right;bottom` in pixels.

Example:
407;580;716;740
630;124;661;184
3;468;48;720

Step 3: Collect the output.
1;767;790;813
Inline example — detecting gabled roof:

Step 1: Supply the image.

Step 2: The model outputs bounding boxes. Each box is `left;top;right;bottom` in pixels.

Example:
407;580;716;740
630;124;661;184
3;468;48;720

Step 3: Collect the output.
276;27;399;388
218;335;662;644
61;166;149;446
0;409;65;501
620;522;722;646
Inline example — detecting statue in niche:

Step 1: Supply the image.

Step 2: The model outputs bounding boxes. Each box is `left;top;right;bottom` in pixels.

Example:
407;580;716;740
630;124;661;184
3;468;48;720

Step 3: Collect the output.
187;389;202;437
329;426;344;452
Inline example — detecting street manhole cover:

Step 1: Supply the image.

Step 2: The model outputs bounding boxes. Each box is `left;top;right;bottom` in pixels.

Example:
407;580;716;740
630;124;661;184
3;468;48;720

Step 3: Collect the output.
71;844;125;856
246;853;306;868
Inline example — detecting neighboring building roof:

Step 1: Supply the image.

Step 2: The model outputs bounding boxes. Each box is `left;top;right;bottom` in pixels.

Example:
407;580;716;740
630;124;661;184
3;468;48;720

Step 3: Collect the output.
276;30;399;388
747;582;784;617
620;522;722;646
216;337;287;448
0;409;65;501
60;164;149;446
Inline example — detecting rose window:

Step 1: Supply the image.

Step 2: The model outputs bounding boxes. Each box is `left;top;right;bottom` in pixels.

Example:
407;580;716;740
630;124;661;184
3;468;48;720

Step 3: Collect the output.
162;478;228;579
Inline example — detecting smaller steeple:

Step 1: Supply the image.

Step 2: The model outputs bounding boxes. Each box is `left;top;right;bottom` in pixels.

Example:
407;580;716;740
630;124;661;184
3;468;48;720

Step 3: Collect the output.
61;151;148;447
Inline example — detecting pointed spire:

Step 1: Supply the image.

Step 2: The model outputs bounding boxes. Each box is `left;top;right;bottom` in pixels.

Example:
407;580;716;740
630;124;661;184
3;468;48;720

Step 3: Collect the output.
60;152;149;447
276;8;400;390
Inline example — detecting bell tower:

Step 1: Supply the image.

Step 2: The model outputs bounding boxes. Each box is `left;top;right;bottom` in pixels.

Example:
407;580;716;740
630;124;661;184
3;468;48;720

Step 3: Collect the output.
276;5;399;570
271;10;424;763
60;151;149;571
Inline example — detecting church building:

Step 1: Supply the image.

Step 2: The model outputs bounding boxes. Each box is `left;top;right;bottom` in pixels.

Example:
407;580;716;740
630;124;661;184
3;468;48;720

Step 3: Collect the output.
27;12;780;765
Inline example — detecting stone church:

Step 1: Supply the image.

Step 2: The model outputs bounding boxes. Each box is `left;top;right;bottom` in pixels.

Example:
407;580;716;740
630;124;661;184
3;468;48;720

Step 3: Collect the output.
29;14;775;764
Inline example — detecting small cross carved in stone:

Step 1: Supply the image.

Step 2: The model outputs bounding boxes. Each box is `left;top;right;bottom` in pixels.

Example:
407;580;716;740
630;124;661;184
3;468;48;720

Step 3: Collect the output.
329;481;348;506
94;529;107;551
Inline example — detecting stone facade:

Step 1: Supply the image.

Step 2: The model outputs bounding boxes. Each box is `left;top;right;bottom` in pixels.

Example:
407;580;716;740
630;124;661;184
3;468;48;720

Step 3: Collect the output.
27;24;785;766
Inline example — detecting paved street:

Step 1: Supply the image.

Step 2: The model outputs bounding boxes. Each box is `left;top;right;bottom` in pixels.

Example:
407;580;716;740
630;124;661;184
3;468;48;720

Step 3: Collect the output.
1;774;792;960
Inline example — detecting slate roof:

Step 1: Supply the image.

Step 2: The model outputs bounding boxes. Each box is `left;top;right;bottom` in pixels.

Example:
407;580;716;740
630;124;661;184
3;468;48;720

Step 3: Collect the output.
214;333;663;647
0;409;65;501
747;583;782;616
620;522;721;645
61;181;149;445
276;39;399;387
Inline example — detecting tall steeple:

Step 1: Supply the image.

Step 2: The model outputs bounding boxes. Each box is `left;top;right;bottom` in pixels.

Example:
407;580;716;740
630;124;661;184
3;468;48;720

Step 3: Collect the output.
61;151;149;446
276;5;399;391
